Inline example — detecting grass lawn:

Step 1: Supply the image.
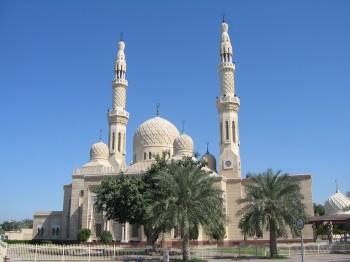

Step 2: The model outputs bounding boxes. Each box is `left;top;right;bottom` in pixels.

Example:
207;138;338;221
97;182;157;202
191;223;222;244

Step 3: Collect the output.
198;246;289;257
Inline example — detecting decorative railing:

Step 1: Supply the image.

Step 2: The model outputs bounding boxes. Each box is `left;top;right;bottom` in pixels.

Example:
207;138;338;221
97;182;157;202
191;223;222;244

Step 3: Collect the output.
74;166;115;175
3;242;350;261
0;240;7;259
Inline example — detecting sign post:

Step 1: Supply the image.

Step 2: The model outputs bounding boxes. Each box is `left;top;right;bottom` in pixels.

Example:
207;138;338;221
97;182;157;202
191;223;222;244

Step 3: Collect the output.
296;219;305;262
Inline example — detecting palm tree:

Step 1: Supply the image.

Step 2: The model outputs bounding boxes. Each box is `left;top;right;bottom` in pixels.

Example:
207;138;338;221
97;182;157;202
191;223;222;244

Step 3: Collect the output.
237;169;306;258
155;157;225;261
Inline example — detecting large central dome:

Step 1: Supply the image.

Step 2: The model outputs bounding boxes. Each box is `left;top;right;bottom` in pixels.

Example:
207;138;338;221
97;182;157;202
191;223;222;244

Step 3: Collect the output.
133;116;179;163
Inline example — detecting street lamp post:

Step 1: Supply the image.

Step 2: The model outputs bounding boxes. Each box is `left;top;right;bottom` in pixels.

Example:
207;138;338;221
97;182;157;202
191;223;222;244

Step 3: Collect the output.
296;218;305;262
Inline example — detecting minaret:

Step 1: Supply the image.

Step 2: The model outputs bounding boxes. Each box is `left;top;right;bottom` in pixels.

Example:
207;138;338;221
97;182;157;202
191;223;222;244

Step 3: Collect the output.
108;39;129;169
216;21;241;178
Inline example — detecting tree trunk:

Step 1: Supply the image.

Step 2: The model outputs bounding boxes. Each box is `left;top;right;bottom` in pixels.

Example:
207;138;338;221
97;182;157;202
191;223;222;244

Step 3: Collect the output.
269;220;278;258
144;224;161;248
182;218;191;261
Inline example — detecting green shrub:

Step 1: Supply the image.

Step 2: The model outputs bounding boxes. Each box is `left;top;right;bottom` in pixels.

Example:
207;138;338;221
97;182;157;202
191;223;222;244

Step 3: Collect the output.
4;240;32;244
173;259;207;262
78;228;91;242
4;239;79;245
99;230;112;243
40;240;53;245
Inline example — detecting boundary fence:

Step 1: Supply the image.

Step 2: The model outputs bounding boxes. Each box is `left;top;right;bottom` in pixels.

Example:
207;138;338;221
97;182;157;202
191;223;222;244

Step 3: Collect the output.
0;241;7;259
2;241;350;261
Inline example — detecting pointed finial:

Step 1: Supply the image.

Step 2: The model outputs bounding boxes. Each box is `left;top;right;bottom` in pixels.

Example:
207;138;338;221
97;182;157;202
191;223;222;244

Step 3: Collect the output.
222;13;226;23
181;120;186;134
335;179;339;193
206;142;209;153
99;129;103;141
120;32;123;41
156;103;160;116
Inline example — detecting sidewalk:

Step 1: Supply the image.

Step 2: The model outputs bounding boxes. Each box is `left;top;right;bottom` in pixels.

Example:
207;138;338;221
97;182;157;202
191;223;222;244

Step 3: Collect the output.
206;254;350;262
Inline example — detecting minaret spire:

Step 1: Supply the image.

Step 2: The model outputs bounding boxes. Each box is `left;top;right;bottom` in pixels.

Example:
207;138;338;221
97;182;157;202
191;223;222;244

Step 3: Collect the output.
156;103;160;116
220;21;232;62
335;180;340;193
216;19;241;178
181;120;186;134
99;129;103;141
108;38;130;169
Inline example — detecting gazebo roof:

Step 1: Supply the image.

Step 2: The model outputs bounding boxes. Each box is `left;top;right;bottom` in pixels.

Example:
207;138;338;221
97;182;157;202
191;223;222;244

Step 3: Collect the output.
307;214;350;224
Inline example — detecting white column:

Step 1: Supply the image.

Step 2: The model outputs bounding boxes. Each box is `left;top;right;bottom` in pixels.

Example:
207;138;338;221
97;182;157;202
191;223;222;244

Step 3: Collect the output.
124;223;129;243
121;224;125;242
121;223;129;243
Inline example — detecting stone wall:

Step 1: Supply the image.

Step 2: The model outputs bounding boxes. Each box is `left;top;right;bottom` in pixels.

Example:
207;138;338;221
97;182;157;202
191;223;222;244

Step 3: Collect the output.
32;211;63;240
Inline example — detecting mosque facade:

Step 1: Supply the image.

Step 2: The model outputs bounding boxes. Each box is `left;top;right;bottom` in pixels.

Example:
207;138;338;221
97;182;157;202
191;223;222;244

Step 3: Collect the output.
33;22;314;243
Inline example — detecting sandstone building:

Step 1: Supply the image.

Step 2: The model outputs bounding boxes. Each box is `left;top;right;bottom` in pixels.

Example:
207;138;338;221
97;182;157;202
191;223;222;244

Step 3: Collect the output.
33;21;314;243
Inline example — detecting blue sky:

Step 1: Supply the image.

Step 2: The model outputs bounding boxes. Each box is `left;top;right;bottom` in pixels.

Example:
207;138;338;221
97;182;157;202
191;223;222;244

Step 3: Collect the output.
0;0;349;222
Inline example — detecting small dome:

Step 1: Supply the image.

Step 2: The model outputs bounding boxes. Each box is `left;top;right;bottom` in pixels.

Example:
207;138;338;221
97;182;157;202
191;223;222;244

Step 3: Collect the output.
173;133;194;157
201;151;217;172
90;142;109;161
324;190;350;215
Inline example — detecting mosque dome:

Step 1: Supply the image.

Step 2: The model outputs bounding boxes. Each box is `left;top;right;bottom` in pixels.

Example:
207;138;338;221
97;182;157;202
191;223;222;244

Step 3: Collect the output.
324;189;350;215
133;116;179;163
90;141;109;161
201;151;217;172
134;117;179;147
173;133;194;157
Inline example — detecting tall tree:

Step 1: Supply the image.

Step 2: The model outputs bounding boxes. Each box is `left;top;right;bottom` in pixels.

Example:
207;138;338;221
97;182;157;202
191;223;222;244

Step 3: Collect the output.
94;157;174;247
94;156;225;260
313;203;325;216
237;169;306;258
0;221;20;231
142;156;177;246
95;174;148;225
154;157;225;261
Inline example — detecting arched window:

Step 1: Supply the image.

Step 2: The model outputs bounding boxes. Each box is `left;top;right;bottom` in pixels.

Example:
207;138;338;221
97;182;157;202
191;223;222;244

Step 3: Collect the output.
220;122;223;144
225;121;229;140
52;227;55;236
144;152;146;160
56;227;60;236
112;132;115;151
132;225;139;238
232;120;236;143
117;132;121;152
41;228;44;236
149;152;152;159
123;133;126;153
174;226;180;239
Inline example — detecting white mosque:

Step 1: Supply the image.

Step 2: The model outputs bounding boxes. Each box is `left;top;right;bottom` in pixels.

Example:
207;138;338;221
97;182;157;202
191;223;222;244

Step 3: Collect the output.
32;21;315;243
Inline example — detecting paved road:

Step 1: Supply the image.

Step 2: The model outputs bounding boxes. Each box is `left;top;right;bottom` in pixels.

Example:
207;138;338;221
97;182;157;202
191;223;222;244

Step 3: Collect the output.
6;254;350;261
206;254;350;262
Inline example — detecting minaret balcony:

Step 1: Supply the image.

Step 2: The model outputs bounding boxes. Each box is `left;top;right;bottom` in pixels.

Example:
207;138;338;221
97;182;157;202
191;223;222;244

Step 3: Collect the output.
112;78;128;86
216;96;240;111
109;108;129;117
218;63;235;70
217;95;240;105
